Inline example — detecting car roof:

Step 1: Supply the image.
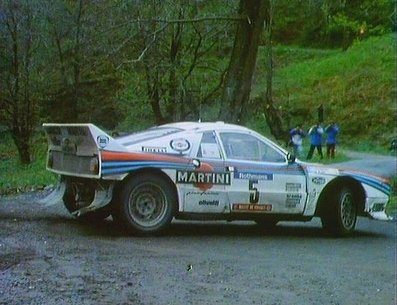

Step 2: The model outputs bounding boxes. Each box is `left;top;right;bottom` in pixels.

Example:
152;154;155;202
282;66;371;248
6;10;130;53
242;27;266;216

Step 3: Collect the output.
159;121;251;133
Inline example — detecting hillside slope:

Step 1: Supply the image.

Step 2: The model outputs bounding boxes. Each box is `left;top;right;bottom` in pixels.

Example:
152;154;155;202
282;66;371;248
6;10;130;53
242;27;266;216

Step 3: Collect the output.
255;34;396;148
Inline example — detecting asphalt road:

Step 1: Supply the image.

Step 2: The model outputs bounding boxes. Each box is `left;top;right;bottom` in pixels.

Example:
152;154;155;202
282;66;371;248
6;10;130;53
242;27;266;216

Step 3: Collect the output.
0;153;396;305
333;150;396;178
0;193;396;305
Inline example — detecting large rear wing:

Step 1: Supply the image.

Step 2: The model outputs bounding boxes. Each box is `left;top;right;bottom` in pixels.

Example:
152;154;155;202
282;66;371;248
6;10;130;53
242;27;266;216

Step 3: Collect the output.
43;123;127;178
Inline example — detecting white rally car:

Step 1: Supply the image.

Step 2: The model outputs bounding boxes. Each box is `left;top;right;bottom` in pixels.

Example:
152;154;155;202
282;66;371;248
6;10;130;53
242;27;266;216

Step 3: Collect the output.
42;122;391;236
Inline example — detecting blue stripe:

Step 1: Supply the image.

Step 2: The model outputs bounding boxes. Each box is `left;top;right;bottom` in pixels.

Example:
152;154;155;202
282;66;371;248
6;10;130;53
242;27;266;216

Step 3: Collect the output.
343;172;391;195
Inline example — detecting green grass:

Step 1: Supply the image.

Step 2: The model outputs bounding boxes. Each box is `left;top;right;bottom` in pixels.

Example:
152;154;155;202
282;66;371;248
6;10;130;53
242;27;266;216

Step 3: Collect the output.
255;34;396;149
0;132;57;195
386;176;397;215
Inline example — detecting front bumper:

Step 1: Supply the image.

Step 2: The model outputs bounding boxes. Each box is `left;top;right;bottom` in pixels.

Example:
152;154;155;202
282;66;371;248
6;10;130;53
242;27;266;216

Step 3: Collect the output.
366;197;393;221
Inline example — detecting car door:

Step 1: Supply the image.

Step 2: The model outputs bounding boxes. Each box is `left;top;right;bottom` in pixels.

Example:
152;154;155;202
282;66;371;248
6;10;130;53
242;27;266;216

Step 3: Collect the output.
218;131;307;214
180;131;229;214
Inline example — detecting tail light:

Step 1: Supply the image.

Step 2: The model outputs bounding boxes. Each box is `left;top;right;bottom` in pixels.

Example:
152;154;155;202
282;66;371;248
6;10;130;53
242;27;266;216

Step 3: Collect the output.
89;156;99;174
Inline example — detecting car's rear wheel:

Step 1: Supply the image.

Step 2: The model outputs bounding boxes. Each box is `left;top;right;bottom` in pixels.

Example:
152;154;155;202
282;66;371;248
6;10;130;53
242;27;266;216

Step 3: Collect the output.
321;187;357;236
114;173;177;235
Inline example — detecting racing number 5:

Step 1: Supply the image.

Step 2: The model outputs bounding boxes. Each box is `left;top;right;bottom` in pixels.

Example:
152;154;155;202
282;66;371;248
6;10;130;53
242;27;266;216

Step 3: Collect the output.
249;180;259;204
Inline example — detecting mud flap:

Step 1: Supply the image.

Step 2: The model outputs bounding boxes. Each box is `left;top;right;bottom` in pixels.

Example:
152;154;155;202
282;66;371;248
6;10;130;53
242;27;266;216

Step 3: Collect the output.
75;184;114;216
38;182;66;206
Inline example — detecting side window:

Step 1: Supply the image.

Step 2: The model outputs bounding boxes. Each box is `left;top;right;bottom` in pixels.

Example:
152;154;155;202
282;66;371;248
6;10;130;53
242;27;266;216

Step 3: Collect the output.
220;132;285;163
197;131;221;159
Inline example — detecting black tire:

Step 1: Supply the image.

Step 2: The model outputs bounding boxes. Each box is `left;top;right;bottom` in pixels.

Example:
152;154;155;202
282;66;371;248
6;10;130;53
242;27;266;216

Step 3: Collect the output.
114;173;177;235
63;180;110;222
321;187;357;236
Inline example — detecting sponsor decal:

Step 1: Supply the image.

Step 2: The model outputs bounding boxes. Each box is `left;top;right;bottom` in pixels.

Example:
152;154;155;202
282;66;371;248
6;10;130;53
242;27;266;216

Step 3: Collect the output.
97;135;109;149
312;177;326;185
285;183;302;192
170;138;191;152
186;191;220;196
232;203;272;212
286;193;302;208
307;166;339;175
199;200;220;206
235;171;273;181
176;171;230;185
142;146;167;153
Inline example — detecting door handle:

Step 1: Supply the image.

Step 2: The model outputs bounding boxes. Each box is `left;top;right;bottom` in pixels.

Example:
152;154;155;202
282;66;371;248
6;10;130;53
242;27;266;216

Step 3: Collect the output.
226;166;234;172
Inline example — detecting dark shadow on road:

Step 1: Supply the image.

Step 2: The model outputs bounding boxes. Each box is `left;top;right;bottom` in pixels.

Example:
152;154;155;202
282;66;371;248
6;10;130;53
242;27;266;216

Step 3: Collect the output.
71;218;390;240
0;209;390;239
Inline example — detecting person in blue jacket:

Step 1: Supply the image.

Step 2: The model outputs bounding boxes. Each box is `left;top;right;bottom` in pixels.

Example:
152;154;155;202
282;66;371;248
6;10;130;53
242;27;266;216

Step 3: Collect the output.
325;122;340;158
306;122;324;160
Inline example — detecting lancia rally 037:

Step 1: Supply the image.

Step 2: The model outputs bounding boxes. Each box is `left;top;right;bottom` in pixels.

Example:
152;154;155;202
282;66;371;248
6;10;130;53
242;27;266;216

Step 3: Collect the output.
42;122;392;236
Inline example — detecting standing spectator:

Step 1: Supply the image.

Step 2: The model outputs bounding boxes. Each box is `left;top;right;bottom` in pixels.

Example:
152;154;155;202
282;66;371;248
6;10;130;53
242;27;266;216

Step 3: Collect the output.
289;124;306;157
325;122;340;158
306;122;324;160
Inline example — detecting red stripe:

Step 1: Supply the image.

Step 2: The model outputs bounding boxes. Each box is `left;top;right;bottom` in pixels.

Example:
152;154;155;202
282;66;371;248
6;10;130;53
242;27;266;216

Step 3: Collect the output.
101;150;190;163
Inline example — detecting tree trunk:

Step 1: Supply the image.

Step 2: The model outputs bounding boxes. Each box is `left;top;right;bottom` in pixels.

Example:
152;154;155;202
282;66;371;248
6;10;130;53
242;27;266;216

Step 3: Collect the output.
219;0;268;123
262;0;288;142
11;128;32;164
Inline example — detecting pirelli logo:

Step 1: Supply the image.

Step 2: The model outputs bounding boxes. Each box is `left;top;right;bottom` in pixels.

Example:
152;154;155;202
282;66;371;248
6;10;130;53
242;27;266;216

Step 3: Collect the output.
176;170;231;185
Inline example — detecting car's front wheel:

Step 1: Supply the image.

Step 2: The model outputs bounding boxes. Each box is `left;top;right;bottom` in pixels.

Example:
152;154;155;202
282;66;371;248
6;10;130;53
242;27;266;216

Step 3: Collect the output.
114;173;177;235
321;187;357;236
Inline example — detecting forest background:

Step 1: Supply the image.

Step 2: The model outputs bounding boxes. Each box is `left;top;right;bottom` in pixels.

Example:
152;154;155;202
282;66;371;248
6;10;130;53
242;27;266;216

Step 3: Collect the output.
0;0;396;192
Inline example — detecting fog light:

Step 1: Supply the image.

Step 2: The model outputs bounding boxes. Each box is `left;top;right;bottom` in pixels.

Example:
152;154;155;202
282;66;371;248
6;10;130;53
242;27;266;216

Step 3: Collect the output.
89;157;99;174
372;203;385;212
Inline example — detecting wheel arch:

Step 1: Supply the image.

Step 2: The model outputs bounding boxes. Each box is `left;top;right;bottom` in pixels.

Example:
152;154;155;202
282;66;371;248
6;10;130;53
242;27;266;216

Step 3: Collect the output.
315;176;366;217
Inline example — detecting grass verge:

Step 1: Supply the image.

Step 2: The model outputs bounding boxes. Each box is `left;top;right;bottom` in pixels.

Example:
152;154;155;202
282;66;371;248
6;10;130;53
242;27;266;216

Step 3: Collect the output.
0;132;57;195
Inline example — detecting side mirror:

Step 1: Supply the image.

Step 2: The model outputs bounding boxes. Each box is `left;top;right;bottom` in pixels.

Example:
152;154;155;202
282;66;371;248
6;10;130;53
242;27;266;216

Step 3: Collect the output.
192;159;201;168
287;153;296;164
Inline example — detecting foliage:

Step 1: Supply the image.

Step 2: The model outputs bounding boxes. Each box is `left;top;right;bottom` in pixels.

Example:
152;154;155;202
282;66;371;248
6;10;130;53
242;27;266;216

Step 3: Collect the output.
255;34;396;149
272;0;395;48
0;0;395;165
387;176;397;214
115;0;235;124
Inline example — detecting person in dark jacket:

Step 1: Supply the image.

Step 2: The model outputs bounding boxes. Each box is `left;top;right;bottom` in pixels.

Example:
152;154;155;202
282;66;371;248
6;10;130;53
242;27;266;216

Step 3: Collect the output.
325;122;340;158
306;122;324;160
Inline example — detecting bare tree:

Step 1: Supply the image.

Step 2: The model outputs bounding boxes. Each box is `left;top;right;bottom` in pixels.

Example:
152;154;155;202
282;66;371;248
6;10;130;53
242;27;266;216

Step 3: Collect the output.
118;1;235;125
0;1;42;164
